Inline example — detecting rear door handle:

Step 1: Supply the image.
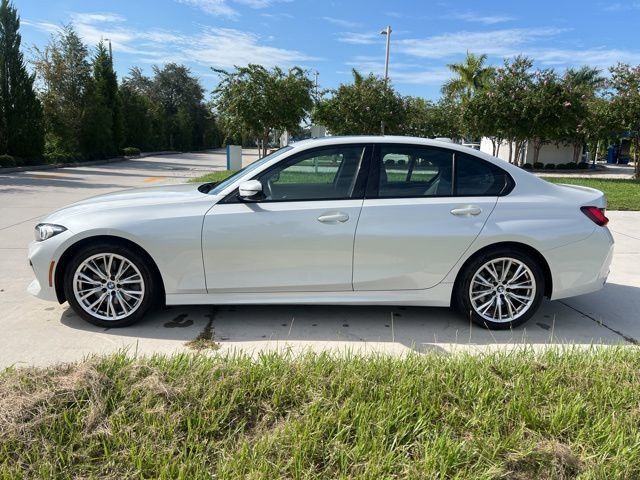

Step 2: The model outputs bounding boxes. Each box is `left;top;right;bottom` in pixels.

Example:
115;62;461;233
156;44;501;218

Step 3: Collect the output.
450;206;482;216
317;212;349;224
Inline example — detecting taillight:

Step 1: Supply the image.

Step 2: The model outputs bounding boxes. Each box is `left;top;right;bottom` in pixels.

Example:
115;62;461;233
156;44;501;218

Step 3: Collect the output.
581;206;609;226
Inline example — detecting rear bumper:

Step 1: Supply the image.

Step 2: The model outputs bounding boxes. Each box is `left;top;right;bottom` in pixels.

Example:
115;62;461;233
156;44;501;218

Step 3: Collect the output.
545;226;614;300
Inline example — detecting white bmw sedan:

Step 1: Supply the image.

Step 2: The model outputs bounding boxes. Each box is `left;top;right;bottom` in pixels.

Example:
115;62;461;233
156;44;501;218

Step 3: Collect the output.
28;136;613;329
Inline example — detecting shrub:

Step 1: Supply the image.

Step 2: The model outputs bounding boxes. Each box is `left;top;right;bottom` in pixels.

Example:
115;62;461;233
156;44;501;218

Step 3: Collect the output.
533;162;544;170
0;154;16;168
544;163;556;170
384;159;395;166
521;163;533;170
566;162;578;170
397;159;406;166
123;147;142;157
577;162;589;170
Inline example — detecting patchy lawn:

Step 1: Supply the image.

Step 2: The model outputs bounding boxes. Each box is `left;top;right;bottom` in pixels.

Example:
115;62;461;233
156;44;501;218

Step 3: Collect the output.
2;349;640;478
190;170;237;184
545;177;640;211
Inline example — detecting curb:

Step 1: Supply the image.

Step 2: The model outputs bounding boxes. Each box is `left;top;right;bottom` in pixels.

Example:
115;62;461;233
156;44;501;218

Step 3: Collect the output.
0;151;178;174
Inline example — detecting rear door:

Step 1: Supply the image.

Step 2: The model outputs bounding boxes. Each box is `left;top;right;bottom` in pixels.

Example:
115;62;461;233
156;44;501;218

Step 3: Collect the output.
353;144;509;291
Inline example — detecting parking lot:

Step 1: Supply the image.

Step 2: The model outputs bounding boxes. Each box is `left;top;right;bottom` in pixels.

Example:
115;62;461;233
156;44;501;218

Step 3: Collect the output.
1;151;639;368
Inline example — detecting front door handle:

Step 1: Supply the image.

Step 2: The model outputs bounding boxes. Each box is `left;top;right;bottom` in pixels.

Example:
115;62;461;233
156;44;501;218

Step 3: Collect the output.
317;212;349;224
450;206;482;216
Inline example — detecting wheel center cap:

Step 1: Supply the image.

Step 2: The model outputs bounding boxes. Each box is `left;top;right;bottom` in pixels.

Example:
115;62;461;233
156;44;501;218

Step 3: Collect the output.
497;286;505;293
107;281;115;290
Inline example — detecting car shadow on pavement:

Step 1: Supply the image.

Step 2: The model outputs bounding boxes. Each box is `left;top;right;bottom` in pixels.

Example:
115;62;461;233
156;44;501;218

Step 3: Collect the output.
58;282;639;354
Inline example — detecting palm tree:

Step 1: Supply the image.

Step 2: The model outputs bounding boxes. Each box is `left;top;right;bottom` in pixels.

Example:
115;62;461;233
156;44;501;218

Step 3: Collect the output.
441;52;494;100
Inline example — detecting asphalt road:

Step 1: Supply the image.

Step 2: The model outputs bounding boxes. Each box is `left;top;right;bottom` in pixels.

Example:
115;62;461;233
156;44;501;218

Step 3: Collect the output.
1;151;639;367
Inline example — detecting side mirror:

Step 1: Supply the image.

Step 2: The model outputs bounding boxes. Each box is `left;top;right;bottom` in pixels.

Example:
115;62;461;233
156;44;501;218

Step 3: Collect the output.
238;180;264;201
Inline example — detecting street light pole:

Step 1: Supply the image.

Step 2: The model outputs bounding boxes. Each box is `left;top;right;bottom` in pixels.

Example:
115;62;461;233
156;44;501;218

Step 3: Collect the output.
380;26;392;134
381;26;392;83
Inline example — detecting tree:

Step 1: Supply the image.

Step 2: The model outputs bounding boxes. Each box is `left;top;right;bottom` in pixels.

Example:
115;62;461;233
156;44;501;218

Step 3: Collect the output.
214;64;313;156
523;69;567;165
80;41;122;158
313;69;405;136
464;56;534;163
33;25;91;160
120;74;153;150
442;52;494;101
0;0;43;159
151;63;205;150
560;66;604;163
609;64;640;176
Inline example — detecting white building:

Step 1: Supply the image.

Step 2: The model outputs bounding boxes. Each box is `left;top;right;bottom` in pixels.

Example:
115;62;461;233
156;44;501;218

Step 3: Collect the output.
480;138;579;165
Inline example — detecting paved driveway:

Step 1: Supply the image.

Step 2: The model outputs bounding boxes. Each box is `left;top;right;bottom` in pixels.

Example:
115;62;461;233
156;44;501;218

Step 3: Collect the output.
1;152;639;367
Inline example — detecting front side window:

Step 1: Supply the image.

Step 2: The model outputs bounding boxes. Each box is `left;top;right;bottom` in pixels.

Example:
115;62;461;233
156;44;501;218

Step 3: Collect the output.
257;145;367;201
377;145;454;198
207;146;293;195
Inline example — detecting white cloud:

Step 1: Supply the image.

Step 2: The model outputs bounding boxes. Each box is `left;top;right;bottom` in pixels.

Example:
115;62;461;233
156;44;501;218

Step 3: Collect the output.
531;47;640;69
345;56;450;85
337;32;382;45
397;28;566;59
603;2;640;11
176;0;290;17
181;27;316;68
71;13;126;24
24;10;313;70
177;0;239;18
447;12;515;25
21;19;61;35
322;16;360;29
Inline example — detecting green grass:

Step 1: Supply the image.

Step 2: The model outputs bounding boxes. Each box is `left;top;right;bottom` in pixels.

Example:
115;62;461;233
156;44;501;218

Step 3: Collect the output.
545;177;640;211
190;170;237;184
3;349;640;478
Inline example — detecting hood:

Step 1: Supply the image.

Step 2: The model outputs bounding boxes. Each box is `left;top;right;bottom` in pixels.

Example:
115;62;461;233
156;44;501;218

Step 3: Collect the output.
43;183;209;224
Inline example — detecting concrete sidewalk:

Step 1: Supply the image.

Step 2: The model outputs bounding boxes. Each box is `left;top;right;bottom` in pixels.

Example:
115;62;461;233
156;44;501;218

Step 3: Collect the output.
1;151;639;367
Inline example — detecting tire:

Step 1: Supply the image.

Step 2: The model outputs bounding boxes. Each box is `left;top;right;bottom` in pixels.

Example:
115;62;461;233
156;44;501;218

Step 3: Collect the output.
63;243;158;328
454;248;545;330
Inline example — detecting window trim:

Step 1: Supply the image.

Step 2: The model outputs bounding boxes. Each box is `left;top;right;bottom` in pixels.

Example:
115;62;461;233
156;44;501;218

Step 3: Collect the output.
221;144;373;204
366;143;514;200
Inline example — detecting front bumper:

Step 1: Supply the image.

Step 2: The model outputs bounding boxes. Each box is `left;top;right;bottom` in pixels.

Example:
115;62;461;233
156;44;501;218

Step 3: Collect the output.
27;229;74;302
545;226;614;300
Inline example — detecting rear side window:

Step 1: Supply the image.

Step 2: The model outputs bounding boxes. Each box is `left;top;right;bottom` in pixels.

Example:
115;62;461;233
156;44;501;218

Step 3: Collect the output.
377;145;454;198
455;153;508;196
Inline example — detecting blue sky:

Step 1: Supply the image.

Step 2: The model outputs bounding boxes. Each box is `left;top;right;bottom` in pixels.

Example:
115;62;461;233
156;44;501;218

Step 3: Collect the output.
16;0;640;99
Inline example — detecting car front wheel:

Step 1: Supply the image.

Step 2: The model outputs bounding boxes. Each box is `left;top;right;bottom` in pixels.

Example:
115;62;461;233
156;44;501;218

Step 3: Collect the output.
455;248;545;329
64;243;157;327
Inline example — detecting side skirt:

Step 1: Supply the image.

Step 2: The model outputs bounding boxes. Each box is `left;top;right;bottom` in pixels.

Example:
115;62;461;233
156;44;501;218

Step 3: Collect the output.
166;283;454;307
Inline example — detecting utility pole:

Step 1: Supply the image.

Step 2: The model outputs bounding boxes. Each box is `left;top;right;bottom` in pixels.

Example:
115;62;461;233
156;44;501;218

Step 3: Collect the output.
380;26;392;134
104;38;113;63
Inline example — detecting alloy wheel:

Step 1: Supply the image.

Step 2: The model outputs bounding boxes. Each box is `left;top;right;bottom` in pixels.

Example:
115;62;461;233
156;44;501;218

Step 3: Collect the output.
72;253;145;321
468;257;537;323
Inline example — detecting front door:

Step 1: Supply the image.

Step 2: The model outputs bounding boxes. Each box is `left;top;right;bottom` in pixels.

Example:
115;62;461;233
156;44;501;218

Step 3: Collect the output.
353;145;509;291
202;144;371;293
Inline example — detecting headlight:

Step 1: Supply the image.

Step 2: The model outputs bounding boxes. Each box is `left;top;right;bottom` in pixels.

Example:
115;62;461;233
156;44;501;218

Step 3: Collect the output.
34;223;67;242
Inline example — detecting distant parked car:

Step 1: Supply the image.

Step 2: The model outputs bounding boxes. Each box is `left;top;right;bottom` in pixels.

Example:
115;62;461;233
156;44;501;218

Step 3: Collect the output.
29;136;613;330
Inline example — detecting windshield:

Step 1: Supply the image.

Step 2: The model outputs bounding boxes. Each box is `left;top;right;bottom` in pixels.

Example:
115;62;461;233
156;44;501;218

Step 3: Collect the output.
207;146;294;195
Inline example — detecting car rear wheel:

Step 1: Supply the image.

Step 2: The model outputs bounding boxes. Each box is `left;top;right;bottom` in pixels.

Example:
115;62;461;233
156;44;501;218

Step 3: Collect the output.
64;243;157;328
454;248;545;329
